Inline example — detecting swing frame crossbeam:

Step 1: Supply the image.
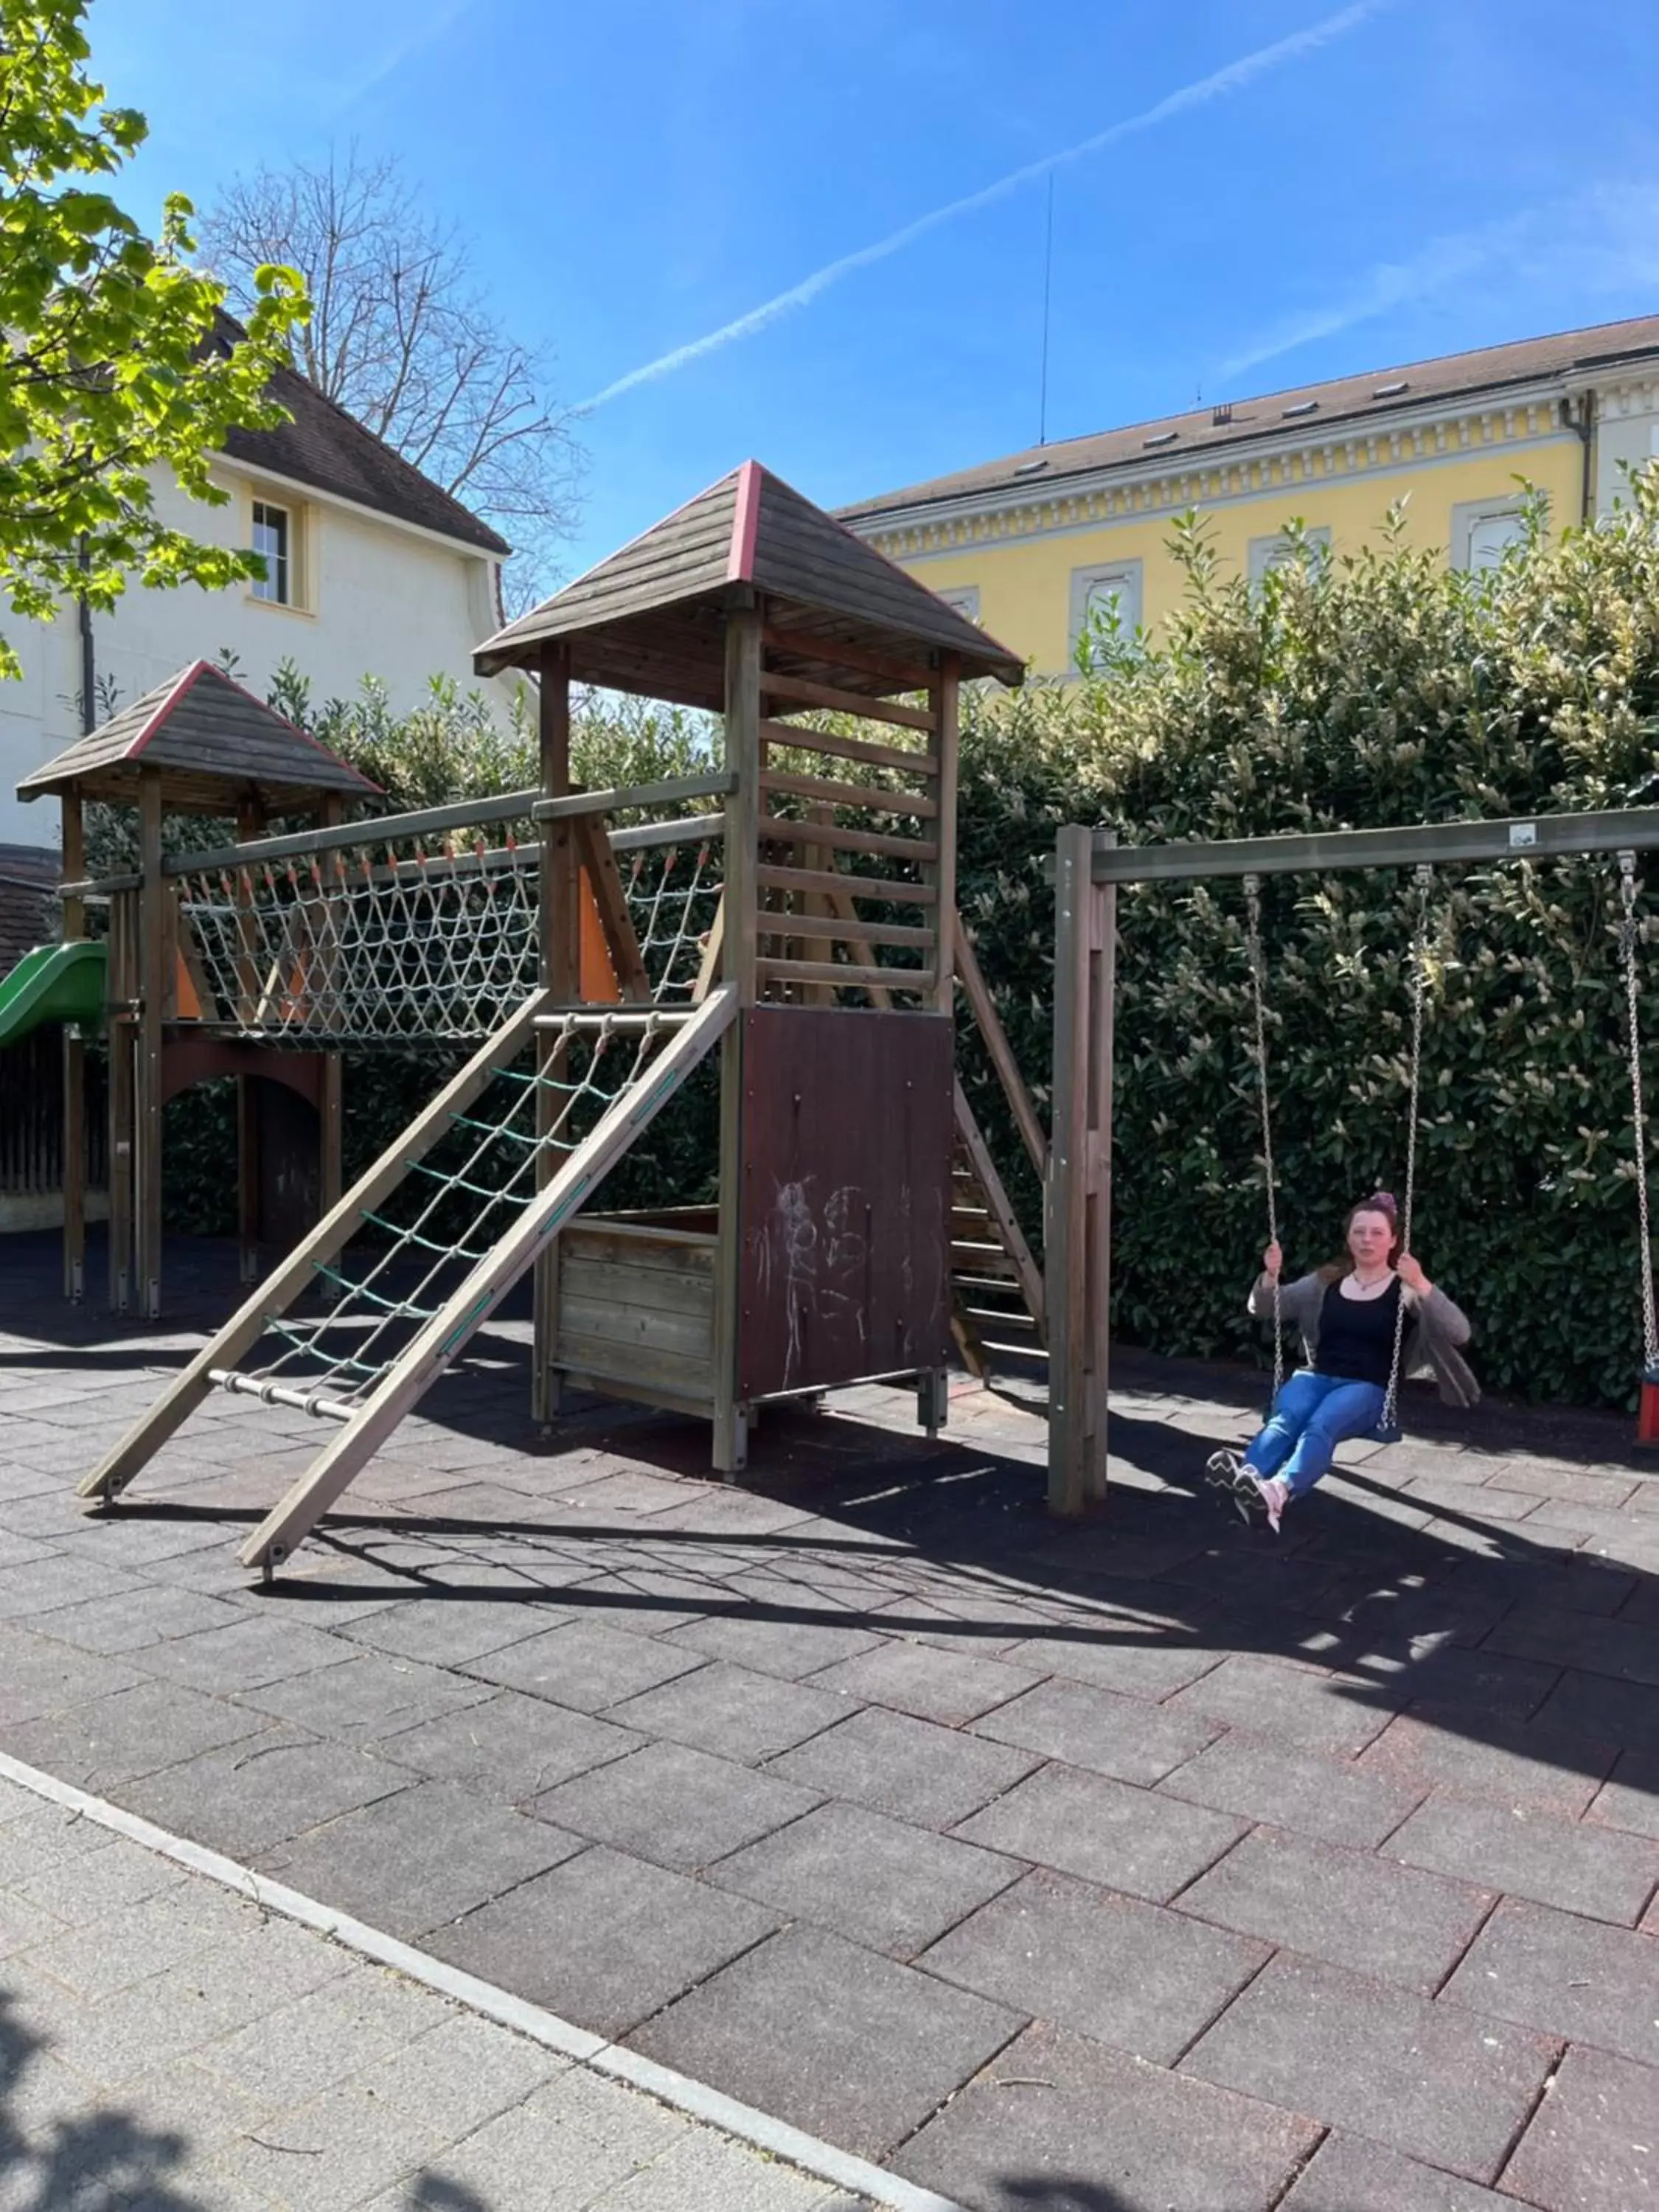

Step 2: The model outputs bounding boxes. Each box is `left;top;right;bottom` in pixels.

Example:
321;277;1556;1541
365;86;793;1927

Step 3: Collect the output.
1049;802;1659;1516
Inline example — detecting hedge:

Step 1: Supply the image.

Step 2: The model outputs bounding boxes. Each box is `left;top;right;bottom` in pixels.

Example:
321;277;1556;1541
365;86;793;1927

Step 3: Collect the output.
953;485;1659;1408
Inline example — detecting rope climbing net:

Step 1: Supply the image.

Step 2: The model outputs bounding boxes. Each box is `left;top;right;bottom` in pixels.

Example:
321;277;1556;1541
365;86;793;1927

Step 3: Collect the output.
210;1006;686;1419
172;821;724;1046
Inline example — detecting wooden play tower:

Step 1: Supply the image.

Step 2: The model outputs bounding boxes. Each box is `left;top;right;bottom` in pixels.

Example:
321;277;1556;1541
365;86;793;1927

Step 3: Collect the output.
72;462;1031;1577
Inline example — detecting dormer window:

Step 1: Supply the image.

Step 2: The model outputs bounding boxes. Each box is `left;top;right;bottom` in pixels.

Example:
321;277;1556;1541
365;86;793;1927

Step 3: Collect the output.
251;501;292;605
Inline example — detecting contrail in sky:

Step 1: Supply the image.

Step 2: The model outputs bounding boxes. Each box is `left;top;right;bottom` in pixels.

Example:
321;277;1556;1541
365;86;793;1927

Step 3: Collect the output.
577;0;1393;412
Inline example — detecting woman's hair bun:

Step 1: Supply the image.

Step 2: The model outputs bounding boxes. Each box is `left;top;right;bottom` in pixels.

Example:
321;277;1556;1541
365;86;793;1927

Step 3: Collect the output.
1363;1189;1399;1221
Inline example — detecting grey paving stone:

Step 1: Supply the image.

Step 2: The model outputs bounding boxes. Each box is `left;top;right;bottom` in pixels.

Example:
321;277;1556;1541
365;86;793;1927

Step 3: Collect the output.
1159;1728;1424;1847
345;2008;564;2143
15;1834;186;1927
920;1865;1267;2064
1002;1625;1223;1700
1502;2041;1659;2212
256;1778;586;1936
1441;1894;1659;2064
135;1612;356;1694
337;1598;555;1666
712;1798;1019;1959
381;2081;668;2212
606;1660;852;1765
460;1616;707;1710
954;1761;1246;1901
1385;1789;1659;1924
29;1580;244;1655
215;2072;450;2211
894;2020;1318;2212
627;1923;1021;2162
0;1800;136;1885
588;2124;828;2212
1177;1825;1493;1992
970;1674;1219;1785
1399;1644;1570;1728
1484;1600;1659;1686
1534;1666;1659;1751
426;1844;779;2036
0;1551;145;1620
804;1638;1040;1726
0;1677;273;1790
767;1706;1040;1830
116;1727;408;1856
1589;1750;1659;1838
0;1620;146;1725
666;1607;886;1681
377;1686;638;1801
195;1959;449;2109
530;1740;821;1872
23;1874;251;1999
1164;1651;1400;1755
1282;2132;1524;2209
1186;1953;1558;2182
236;1649;495;1740
1357;1710;1616;1818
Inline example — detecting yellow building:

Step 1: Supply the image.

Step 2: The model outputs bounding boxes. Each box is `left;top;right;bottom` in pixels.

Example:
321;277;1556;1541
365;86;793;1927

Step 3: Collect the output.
839;314;1659;675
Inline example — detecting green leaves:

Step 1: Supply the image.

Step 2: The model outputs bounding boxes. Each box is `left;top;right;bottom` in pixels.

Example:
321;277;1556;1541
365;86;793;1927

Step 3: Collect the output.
0;0;307;677
955;468;1659;1410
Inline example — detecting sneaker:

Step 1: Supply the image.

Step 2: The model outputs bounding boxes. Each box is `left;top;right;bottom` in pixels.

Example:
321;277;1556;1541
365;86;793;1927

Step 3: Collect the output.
1204;1449;1242;1494
1257;1475;1290;1534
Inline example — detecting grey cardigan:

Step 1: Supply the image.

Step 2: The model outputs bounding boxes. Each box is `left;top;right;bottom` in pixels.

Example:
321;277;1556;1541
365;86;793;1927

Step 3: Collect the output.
1248;1270;1480;1408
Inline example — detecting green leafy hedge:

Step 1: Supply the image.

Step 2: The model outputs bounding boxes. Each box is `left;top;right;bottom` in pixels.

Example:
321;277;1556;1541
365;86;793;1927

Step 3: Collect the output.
953;486;1659;1408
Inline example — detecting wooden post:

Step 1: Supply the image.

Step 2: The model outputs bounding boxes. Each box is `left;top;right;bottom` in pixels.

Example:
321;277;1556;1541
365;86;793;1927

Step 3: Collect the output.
928;654;960;1017
60;790;86;1301
712;602;762;1475
533;639;576;1425
234;799;265;1284
317;795;345;1221
106;888;134;1312
1048;824;1116;1514
134;771;164;1320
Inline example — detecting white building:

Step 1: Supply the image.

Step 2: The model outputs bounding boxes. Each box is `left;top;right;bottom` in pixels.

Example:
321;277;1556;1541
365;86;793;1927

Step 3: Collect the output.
0;341;516;852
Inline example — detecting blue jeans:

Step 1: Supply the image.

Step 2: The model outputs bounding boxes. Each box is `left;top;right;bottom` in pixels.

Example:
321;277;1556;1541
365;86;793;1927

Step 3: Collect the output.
1244;1370;1387;1500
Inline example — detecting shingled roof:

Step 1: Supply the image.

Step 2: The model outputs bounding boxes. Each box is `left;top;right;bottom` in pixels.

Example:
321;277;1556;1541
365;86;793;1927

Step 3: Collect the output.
212;317;509;559
473;460;1024;706
841;310;1659;524
17;661;380;816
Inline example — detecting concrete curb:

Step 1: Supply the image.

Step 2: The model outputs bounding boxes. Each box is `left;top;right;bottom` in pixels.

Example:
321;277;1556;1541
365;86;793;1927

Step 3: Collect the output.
0;1747;968;2212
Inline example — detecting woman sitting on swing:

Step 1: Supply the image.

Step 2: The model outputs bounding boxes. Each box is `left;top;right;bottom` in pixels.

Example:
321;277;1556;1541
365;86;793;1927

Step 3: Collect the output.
1208;1192;1478;1534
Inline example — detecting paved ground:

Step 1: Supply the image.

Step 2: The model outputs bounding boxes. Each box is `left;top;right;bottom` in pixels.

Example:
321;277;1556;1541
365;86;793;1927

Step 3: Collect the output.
0;1768;872;2211
1;1231;1658;2211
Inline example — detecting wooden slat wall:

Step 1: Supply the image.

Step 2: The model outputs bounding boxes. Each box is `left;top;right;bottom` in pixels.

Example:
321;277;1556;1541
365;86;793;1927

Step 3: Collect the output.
0;1032;106;1194
752;628;948;1006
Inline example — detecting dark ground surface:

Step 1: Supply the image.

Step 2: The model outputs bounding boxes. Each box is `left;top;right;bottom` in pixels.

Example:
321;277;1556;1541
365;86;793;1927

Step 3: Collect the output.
1;1228;1656;2211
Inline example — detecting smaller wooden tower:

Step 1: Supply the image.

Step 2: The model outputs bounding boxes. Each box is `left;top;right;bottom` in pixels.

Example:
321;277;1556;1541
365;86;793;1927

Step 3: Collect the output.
18;661;378;1317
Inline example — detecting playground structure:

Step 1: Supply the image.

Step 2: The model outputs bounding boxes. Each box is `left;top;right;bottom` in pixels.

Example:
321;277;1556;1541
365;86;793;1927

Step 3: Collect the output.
1043;805;1659;1513
63;462;1051;1578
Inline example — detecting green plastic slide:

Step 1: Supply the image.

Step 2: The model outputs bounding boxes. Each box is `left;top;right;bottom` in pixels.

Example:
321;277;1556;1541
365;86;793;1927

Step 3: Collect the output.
0;941;107;1047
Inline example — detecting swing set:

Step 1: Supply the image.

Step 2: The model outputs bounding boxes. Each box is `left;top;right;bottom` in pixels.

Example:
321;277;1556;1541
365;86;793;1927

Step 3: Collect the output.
1046;807;1659;1516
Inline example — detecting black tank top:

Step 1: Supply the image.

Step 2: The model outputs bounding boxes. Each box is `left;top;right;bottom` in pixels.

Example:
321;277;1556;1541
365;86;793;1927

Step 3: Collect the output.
1315;1274;1402;1386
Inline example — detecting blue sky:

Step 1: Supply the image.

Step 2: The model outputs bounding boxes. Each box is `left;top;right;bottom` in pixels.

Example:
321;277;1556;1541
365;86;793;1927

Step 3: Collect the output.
100;0;1659;582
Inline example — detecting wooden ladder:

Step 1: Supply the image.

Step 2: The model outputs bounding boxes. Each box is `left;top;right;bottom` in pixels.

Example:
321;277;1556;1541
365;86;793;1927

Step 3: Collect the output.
949;1079;1046;1379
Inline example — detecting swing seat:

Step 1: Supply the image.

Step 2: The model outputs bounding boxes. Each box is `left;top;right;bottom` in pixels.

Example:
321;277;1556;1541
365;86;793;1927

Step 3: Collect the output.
1636;1362;1659;1449
1368;1418;1402;1447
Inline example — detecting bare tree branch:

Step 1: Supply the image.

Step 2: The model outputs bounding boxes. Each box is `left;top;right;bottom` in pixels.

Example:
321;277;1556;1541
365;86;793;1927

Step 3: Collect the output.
199;145;583;605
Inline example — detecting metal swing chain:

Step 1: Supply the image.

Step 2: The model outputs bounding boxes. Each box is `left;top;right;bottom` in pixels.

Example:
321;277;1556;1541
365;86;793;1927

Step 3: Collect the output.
1381;863;1435;1436
1243;874;1286;1399
1617;851;1659;1371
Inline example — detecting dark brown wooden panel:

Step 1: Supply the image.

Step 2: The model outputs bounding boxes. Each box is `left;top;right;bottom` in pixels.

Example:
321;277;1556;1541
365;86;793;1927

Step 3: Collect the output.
735;1005;952;1398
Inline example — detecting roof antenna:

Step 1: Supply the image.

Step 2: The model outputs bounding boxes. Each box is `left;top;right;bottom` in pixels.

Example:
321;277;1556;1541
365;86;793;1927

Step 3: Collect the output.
1037;173;1054;447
